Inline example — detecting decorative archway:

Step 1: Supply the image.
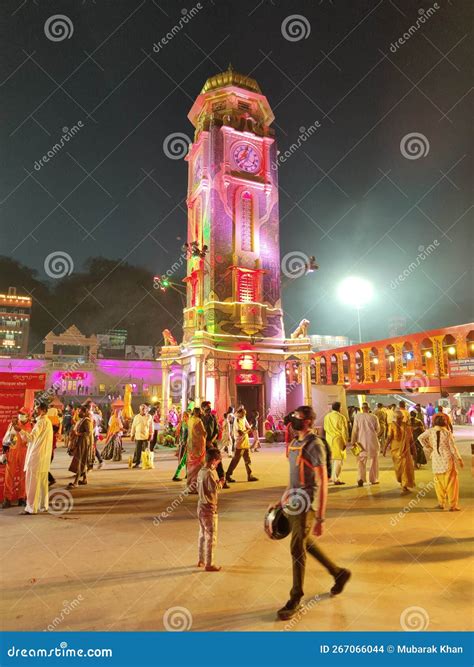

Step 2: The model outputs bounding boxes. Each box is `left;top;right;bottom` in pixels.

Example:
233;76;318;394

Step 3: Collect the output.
320;356;327;384
467;330;474;358
385;344;395;382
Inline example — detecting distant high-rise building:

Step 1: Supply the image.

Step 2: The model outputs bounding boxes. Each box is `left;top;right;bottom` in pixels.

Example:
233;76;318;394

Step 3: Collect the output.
0;287;32;357
388;316;407;338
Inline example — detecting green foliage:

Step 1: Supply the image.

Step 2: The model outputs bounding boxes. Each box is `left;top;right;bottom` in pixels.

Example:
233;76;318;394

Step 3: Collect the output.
0;256;182;352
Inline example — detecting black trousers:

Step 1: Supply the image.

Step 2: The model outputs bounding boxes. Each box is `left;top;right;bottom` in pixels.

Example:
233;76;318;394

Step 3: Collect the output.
288;511;340;603
226;448;252;479
206;442;225;479
133;440;149;465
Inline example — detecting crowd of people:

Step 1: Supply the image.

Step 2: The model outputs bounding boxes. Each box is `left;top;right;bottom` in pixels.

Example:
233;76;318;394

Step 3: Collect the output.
0;394;467;621
324;400;463;501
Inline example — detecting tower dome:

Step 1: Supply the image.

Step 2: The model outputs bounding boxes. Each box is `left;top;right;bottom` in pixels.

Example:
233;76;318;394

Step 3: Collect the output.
200;64;262;95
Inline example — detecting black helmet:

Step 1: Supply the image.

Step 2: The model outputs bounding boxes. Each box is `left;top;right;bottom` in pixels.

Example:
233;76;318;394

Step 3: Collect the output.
264;505;291;540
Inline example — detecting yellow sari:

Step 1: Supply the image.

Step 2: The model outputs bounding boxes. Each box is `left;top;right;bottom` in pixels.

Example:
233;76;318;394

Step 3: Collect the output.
387;422;415;489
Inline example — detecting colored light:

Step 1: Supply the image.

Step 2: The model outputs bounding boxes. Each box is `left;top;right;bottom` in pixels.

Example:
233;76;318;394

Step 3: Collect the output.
372;357;379;364
389;355;395;362
448;346;456;355
151;395;158;402
406;352;413;360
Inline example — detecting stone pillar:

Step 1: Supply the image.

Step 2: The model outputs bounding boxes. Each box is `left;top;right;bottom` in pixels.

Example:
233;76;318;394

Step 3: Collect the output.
362;348;373;383
392;342;404;382
181;367;188;411
455;333;468;360
377;349;386;380
431;335;447;377
314;358;321;384
336;353;345;385
349;353;357;384
301;361;312;406
161;363;170;420
413;340;423;373
194;355;206;406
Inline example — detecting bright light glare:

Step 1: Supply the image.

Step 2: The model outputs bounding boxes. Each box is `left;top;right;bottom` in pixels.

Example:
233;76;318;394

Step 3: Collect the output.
337;276;374;309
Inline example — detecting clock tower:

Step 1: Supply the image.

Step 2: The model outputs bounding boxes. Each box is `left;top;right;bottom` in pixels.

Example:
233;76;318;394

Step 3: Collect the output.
160;67;312;420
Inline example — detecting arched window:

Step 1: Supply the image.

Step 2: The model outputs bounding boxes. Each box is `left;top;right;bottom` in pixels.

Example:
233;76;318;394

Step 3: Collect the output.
241;191;253;251
467;330;474;358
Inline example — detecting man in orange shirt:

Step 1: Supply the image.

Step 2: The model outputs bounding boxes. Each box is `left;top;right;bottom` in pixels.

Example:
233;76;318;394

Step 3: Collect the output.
2;408;31;508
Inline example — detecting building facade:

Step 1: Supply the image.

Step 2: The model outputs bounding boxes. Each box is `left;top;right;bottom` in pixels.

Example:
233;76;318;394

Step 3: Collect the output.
0;287;31;357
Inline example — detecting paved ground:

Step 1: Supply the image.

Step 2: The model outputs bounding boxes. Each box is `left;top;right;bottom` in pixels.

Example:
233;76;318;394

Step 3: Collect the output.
1;427;473;632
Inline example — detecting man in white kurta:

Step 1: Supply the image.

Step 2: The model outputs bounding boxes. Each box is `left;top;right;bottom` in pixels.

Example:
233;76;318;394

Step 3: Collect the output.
19;402;53;514
323;402;349;484
351;403;380;486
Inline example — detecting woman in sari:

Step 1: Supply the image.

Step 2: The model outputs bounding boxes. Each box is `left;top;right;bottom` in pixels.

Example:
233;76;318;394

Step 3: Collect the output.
172;411;189;481
68;406;93;487
185;408;206;494
101;409;124;461
418;415;463;511
383;410;416;494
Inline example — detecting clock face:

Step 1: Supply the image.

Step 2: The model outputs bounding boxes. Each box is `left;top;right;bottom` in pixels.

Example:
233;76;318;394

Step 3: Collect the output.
232;143;261;173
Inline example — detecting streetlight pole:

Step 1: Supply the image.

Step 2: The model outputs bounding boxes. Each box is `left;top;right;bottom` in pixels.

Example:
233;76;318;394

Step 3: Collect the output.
356;307;362;343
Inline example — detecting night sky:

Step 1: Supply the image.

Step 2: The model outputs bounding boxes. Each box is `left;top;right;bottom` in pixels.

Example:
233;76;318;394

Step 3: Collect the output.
1;0;472;344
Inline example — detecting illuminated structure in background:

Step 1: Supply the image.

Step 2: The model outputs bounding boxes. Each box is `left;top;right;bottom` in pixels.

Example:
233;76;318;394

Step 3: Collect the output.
160;67;313;418
310;323;474;395
0;287;31;357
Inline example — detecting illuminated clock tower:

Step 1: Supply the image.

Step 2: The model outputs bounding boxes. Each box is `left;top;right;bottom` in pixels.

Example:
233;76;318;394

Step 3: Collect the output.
161;66;312;419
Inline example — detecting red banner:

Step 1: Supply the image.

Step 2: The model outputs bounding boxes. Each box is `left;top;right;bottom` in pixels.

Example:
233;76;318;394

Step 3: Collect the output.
0;392;25;441
0;373;46;391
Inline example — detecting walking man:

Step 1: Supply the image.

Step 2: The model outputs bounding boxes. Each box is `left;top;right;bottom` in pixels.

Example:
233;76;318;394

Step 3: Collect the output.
226;406;258;483
130;404;153;468
374;403;388;449
16;401;53;515
351;402;380;486
323;402;348;485
277;406;351;621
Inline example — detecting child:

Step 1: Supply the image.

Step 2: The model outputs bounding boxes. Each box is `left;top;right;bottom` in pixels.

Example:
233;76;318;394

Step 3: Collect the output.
197;448;222;572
